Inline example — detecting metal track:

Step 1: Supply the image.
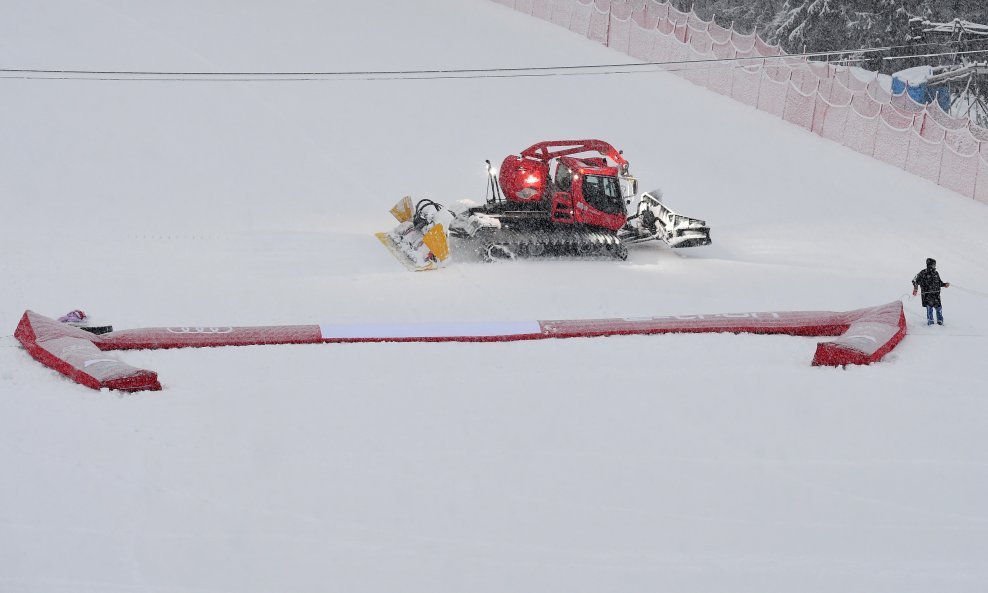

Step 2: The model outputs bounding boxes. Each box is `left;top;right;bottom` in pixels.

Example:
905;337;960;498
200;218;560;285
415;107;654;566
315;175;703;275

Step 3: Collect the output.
468;228;628;262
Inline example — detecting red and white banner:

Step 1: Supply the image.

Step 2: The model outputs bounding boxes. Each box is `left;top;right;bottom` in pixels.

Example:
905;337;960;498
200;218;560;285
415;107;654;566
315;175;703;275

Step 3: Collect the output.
16;302;906;392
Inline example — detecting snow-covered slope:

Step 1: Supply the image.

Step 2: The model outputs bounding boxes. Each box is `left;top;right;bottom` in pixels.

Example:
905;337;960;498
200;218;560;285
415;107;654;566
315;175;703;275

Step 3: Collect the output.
2;1;987;591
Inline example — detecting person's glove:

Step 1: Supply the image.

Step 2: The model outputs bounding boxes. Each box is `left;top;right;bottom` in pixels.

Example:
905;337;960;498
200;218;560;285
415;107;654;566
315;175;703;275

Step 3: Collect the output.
912;288;917;296
944;283;950;288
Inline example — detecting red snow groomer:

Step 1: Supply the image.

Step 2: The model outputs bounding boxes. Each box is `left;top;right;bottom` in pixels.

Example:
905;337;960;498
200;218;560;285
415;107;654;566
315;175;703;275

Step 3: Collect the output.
378;139;711;271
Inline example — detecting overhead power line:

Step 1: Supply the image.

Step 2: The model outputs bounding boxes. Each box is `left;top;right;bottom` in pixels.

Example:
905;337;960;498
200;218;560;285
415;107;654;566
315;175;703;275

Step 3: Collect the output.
2;38;986;82
883;48;988;61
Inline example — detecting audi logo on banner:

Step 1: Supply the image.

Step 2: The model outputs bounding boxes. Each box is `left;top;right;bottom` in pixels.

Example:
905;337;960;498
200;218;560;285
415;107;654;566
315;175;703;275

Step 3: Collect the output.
166;327;234;334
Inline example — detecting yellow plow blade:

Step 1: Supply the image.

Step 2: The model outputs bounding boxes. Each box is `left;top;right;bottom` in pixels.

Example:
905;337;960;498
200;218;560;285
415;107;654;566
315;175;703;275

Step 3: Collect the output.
375;233;439;272
422;224;450;262
390;196;413;223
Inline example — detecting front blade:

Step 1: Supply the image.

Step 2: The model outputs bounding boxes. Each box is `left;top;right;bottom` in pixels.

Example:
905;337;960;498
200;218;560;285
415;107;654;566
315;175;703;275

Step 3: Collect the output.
375;232;439;271
422;223;450;262
390;196;413;223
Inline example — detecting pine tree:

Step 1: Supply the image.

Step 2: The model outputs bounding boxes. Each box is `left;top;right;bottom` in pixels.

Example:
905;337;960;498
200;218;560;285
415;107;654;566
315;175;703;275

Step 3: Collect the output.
769;0;853;54
670;0;984;76
851;0;917;70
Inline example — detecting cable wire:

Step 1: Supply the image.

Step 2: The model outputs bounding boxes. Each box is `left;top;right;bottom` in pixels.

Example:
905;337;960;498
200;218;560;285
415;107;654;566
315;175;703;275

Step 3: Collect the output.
883;48;988;61
953;284;988;298
2;37;987;82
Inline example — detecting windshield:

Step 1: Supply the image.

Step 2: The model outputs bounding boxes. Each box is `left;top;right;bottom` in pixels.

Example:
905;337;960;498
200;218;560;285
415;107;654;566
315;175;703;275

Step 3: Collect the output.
581;175;624;215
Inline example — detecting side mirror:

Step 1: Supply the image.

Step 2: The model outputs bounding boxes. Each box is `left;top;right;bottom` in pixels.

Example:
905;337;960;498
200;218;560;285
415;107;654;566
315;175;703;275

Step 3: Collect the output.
621;176;638;202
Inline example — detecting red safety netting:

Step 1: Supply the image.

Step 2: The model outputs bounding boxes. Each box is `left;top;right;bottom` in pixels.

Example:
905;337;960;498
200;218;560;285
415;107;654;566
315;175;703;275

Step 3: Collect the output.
672;20;688;43
633;2;658;29
913;113;947;143
730;29;756;53
890;91;926;114
788;66;819;94
532;0;552;20
645;0;668;21
686;12;709;31
843;95;882;156
882;103;916;132
753;37;782;57
927;102;969;130
945;127;981;156
706;40;736;96
665;31;690;64
706;20;731;44
872;106;915;169
783;80;816;130
905;132;944;184
835;69;869;93
710;38;736;60
667;4;688;25
807;60;834;80
682;45;710;87
653;13;672;36
867;78;891;103
497;0;984;201
628;20;655;60
570;0;593;36
731;65;762;108
971;124;988;143
588;0;609;44
651;27;674;60
977;147;988;204
825;76;855;105
756;69;788;118
608;10;632;52
609;0;634;20
688;27;713;54
940;142;980;198
551;0;576;28
813;95;850;143
15;303;908;392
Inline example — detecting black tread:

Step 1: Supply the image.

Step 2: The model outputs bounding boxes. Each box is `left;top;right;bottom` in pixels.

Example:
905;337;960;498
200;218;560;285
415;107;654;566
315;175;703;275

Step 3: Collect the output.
472;228;627;262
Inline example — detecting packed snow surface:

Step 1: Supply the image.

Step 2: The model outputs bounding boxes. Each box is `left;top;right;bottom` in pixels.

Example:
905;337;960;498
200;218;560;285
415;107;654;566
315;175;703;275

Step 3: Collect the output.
2;1;987;591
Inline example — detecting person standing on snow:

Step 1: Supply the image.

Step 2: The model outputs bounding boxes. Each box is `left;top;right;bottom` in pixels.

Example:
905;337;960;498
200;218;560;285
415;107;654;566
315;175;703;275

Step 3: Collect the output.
912;258;950;325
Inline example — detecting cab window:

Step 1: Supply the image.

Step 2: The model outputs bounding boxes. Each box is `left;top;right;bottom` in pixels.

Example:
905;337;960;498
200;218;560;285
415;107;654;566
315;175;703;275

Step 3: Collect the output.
582;175;623;214
555;163;573;192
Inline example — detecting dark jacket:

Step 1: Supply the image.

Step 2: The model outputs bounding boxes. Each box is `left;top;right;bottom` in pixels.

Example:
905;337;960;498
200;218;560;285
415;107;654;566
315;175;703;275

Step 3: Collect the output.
913;267;947;307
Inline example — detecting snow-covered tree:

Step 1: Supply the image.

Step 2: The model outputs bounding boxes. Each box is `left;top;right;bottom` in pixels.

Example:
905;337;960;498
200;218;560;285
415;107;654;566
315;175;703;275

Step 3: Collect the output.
678;0;982;74
770;0;851;52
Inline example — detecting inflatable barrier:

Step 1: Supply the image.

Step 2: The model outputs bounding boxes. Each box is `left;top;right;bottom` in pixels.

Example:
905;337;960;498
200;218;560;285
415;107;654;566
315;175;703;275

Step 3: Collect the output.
15;301;906;392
